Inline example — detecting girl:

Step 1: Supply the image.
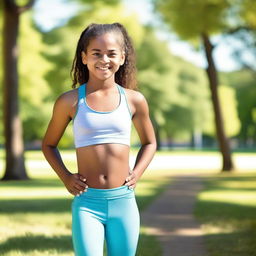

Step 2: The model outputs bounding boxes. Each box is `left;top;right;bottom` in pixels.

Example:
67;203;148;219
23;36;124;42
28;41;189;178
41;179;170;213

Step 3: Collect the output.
42;23;156;256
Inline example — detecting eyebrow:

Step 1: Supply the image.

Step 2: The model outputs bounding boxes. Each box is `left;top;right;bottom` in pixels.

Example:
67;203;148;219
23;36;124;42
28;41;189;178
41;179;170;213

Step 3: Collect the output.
91;49;117;52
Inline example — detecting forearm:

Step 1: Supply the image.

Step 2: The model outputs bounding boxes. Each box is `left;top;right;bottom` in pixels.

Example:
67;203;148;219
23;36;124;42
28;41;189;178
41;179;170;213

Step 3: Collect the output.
132;142;156;180
42;144;72;183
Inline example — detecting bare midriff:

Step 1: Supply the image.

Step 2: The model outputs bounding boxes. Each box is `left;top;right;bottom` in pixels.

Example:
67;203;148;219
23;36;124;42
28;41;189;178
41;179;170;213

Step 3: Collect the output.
76;143;130;189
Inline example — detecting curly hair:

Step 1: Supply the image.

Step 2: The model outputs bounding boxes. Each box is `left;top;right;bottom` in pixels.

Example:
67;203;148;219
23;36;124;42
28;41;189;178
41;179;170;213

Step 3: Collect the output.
70;23;137;90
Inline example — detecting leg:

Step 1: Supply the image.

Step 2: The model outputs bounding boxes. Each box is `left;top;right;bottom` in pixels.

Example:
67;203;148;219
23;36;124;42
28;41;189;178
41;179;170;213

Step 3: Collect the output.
72;203;105;256
105;194;140;256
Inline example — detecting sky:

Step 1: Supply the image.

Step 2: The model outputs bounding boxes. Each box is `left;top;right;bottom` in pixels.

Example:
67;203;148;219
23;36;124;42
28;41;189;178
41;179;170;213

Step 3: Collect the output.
34;0;241;72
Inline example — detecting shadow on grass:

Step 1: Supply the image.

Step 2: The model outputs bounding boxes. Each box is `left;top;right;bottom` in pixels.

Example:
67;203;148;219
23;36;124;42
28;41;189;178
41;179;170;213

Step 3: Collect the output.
195;200;256;225
0;176;170;255
204;229;256;256
0;198;73;213
0;232;162;256
0;190;168;214
136;231;162;256
202;174;256;192
0;234;73;254
195;174;256;224
195;174;256;256
0;178;64;188
0;176;171;214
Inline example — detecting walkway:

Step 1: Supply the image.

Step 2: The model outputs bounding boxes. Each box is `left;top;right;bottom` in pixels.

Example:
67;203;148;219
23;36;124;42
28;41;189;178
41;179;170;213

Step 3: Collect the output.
141;175;207;256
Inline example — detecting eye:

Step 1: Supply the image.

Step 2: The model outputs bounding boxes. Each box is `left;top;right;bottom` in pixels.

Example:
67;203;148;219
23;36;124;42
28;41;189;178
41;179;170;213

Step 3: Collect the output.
109;53;117;57
92;52;101;56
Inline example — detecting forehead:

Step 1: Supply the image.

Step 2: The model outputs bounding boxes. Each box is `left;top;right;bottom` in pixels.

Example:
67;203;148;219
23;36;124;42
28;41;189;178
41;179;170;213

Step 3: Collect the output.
87;32;123;51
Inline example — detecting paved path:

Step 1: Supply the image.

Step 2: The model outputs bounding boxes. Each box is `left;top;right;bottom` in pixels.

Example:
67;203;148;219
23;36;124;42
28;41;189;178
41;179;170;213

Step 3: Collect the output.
141;175;207;256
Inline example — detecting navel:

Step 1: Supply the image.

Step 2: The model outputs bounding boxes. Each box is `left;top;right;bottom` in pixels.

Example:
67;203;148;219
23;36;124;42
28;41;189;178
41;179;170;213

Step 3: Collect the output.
100;174;108;181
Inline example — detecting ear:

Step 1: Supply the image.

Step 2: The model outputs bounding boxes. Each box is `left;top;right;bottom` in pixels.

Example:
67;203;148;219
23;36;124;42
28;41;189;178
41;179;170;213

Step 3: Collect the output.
81;51;87;65
120;51;125;66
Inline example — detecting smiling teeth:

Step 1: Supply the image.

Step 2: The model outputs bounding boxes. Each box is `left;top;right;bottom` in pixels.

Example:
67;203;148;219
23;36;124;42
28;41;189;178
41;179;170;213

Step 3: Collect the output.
98;67;109;70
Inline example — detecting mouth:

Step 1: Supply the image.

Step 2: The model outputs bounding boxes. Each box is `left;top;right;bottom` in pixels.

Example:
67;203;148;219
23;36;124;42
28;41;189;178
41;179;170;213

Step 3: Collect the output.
96;66;111;71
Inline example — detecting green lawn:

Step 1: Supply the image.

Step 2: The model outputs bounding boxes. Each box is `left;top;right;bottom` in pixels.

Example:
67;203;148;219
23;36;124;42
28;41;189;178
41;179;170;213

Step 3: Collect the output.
0;150;170;256
195;172;256;256
1;149;256;256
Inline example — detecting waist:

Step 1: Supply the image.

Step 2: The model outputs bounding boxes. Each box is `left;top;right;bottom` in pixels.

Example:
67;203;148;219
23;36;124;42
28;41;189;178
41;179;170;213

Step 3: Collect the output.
79;185;134;199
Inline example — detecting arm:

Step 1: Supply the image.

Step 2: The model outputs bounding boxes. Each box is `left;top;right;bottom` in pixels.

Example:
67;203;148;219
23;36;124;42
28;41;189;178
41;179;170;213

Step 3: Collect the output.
125;92;157;188
42;92;87;196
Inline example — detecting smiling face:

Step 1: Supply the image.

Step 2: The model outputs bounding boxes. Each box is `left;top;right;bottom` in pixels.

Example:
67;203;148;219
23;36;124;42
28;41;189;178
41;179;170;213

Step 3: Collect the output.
81;32;125;83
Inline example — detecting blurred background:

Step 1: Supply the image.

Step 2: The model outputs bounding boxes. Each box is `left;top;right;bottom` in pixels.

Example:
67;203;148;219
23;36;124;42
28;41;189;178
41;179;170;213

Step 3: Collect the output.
1;0;256;154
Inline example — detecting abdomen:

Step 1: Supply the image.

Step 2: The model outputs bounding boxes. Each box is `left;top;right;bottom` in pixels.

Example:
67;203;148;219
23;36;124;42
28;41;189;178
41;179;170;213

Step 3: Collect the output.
76;144;130;188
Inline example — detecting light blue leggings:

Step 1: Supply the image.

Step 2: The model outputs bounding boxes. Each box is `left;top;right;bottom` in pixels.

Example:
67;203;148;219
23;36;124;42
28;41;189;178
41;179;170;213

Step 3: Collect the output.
72;185;140;256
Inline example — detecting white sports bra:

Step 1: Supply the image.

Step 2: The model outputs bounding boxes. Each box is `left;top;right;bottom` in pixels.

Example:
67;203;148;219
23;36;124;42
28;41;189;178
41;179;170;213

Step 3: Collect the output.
72;83;132;148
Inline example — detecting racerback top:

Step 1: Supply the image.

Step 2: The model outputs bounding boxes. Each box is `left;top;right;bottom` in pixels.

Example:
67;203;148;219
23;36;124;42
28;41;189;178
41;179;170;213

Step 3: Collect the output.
73;83;132;148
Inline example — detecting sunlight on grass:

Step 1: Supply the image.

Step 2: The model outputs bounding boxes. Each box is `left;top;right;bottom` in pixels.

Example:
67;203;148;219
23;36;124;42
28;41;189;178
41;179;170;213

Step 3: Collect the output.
195;172;256;256
0;150;171;256
2;149;256;255
200;191;256;207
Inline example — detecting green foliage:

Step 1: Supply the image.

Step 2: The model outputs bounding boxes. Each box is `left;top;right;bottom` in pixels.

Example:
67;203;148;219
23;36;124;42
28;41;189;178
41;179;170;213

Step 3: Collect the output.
219;85;241;137
221;70;256;144
154;0;230;41
240;0;256;28
153;0;250;146
137;27;213;142
203;84;241;137
0;7;3;145
2;0;245;148
19;12;53;142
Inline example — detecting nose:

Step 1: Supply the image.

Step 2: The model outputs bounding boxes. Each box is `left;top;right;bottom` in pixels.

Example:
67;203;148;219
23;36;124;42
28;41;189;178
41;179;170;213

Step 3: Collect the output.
101;54;110;63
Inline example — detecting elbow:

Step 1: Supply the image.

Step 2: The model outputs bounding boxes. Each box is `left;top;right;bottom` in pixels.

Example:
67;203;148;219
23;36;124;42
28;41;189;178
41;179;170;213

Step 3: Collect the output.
41;139;56;154
152;140;157;153
41;140;48;155
142;139;157;153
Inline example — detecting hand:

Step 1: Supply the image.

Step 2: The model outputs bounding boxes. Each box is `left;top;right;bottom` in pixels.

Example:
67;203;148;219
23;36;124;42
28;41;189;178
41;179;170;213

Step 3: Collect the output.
124;170;138;189
63;173;88;196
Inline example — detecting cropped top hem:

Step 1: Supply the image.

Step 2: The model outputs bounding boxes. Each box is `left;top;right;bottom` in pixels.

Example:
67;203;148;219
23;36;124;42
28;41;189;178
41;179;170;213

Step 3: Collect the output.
75;140;130;149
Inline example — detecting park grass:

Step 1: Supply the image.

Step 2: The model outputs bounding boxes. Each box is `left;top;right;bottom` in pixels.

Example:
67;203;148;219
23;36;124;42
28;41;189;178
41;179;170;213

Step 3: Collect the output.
195;172;256;256
0;150;170;256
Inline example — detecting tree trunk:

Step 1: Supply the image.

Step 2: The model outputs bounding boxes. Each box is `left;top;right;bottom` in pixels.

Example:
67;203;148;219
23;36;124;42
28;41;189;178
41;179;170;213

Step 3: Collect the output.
2;1;28;180
202;33;234;171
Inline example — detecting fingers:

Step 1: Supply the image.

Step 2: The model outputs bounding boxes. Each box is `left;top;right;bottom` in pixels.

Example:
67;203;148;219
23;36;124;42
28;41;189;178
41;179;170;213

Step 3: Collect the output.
69;174;89;196
79;174;87;183
125;172;137;189
75;180;88;189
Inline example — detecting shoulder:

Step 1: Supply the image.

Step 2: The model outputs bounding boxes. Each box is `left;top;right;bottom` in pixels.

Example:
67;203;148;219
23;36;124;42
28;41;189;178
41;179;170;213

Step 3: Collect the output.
123;88;149;115
53;88;78;116
123;88;146;105
55;88;77;106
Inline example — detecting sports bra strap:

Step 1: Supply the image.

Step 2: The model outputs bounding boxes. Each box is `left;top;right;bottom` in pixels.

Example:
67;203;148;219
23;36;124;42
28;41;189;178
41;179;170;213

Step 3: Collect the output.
78;84;85;104
118;85;132;117
118;85;127;95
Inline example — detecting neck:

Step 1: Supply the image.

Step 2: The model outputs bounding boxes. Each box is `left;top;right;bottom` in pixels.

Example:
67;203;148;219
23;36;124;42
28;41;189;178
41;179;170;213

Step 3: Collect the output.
87;77;116;91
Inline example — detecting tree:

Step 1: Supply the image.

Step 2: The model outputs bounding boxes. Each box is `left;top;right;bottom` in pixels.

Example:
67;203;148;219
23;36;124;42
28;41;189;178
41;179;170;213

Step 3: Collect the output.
220;70;256;147
2;0;35;180
136;27;212;149
154;0;234;171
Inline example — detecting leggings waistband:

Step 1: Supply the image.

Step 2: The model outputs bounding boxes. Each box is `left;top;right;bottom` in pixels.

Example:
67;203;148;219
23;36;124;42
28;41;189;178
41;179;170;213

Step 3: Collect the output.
79;185;133;199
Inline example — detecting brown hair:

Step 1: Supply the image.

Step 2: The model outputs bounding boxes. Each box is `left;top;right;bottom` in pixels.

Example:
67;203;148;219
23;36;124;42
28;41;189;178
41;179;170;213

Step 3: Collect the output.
70;23;137;89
